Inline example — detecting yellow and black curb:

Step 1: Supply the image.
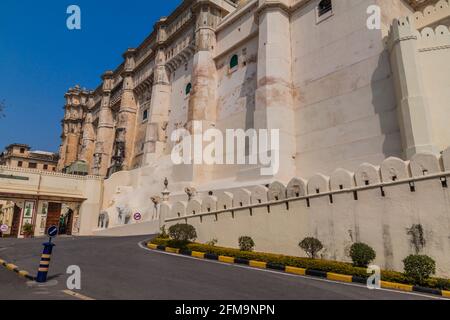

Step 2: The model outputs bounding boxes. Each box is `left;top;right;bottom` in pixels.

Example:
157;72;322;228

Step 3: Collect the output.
146;243;450;299
0;258;35;281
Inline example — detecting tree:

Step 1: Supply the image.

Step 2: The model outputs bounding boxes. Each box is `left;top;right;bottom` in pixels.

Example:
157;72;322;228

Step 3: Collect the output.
299;237;323;259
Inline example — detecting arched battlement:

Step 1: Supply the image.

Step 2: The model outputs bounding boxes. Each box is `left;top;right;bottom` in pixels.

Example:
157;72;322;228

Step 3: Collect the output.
410;152;443;177
186;199;202;216
330;169;355;191
442;147;450;171
307;174;330;195
251;185;269;204
217;191;233;210
201;195;218;213
381;157;411;182
286;178;307;198
232;188;251;207
412;0;450;30
172;201;187;218
355;163;381;187
268;181;286;201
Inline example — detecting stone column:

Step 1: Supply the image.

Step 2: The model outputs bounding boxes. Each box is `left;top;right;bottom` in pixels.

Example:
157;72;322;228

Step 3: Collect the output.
116;49;138;171
59;86;84;170
184;2;220;183
93;71;115;176
144;20;171;165
79;93;96;171
389;17;438;158
253;0;296;181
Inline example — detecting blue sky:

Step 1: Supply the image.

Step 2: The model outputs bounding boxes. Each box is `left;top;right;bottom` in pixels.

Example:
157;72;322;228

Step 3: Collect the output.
0;0;181;152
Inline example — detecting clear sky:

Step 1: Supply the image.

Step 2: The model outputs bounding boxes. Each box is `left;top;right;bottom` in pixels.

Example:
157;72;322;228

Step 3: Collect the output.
0;0;181;152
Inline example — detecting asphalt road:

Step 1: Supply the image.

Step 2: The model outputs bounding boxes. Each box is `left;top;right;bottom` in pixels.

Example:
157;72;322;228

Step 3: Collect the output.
0;236;445;300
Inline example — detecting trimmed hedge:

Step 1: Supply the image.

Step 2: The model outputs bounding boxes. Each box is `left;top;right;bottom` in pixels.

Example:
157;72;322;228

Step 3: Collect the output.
150;237;450;291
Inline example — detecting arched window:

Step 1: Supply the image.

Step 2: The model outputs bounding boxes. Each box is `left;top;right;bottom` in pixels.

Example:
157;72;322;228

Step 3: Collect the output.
230;54;239;69
185;83;192;95
318;0;332;17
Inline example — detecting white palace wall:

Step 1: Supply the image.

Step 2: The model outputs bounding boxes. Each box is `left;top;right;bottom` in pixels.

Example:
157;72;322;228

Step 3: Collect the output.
163;152;450;278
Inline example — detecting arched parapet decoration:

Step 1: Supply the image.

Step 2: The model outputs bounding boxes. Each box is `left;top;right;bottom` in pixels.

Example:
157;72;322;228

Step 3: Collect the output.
232;188;251;207
410;153;443;177
435;25;450;37
160;203;172;220
307;174;330;195
381;157;411;182
172;201;187;218
442;147;450;172
217;191;233;211
268;181;286;201
187;199;202;216
355;163;381;187
330;169;355;191
287;178;307;198
201;196;218;213
251;185;269;204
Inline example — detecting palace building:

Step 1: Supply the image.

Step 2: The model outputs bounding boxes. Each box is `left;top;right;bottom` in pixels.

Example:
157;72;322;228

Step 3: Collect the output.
50;0;450;276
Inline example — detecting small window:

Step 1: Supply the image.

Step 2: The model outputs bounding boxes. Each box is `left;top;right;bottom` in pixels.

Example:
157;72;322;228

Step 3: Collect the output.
20;148;25;154
318;0;332;18
43;164;48;170
185;83;192;95
143;109;148;121
29;163;37;169
52;167;56;172
18;161;23;167
230;54;239;69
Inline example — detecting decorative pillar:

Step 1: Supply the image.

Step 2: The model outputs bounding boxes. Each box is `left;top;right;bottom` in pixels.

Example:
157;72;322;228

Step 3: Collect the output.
79;93;96;171
389;17;438;158
183;2;220;183
58;86;84;170
113;49;138;171
253;0;296;181
93;71;115;176
144;19;171;165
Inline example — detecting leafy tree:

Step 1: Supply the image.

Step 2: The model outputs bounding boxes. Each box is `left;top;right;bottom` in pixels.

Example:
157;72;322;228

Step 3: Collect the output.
349;243;376;267
238;236;255;252
403;255;436;285
299;237;323;259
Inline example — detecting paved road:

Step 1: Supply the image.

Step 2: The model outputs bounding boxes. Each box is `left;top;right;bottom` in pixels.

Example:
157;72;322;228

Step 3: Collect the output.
0;236;444;300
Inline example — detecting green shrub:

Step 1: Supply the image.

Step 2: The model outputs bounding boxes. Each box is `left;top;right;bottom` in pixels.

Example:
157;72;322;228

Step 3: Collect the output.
349;243;376;267
22;223;34;236
299;237;323;259
206;239;218;247
149;238;449;290
158;225;170;239
238;236;255;252
168;224;197;242
403;255;436;284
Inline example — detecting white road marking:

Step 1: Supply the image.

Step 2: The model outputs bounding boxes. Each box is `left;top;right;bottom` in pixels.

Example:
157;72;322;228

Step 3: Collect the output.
138;241;448;300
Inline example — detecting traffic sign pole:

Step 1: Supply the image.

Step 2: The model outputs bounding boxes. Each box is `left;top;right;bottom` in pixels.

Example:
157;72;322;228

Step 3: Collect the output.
36;226;58;283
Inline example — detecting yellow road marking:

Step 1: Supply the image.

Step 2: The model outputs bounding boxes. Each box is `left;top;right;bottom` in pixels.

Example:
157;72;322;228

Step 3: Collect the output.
191;251;205;259
285;266;306;276
218;256;235;264
147;243;158;250
249;260;267;269
6;264;18;271
165;247;180;254
18;270;29;277
381;281;413;292
442;290;450;298
62;290;95;301
327;273;353;283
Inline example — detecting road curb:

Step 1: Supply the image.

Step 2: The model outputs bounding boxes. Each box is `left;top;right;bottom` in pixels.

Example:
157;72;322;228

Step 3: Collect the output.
0;258;35;281
146;242;450;299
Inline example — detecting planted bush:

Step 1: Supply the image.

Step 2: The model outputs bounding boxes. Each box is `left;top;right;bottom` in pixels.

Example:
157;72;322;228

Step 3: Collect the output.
349;243;376;267
168;224;197;242
299;237;323;259
238;236;255;252
403;254;436;284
